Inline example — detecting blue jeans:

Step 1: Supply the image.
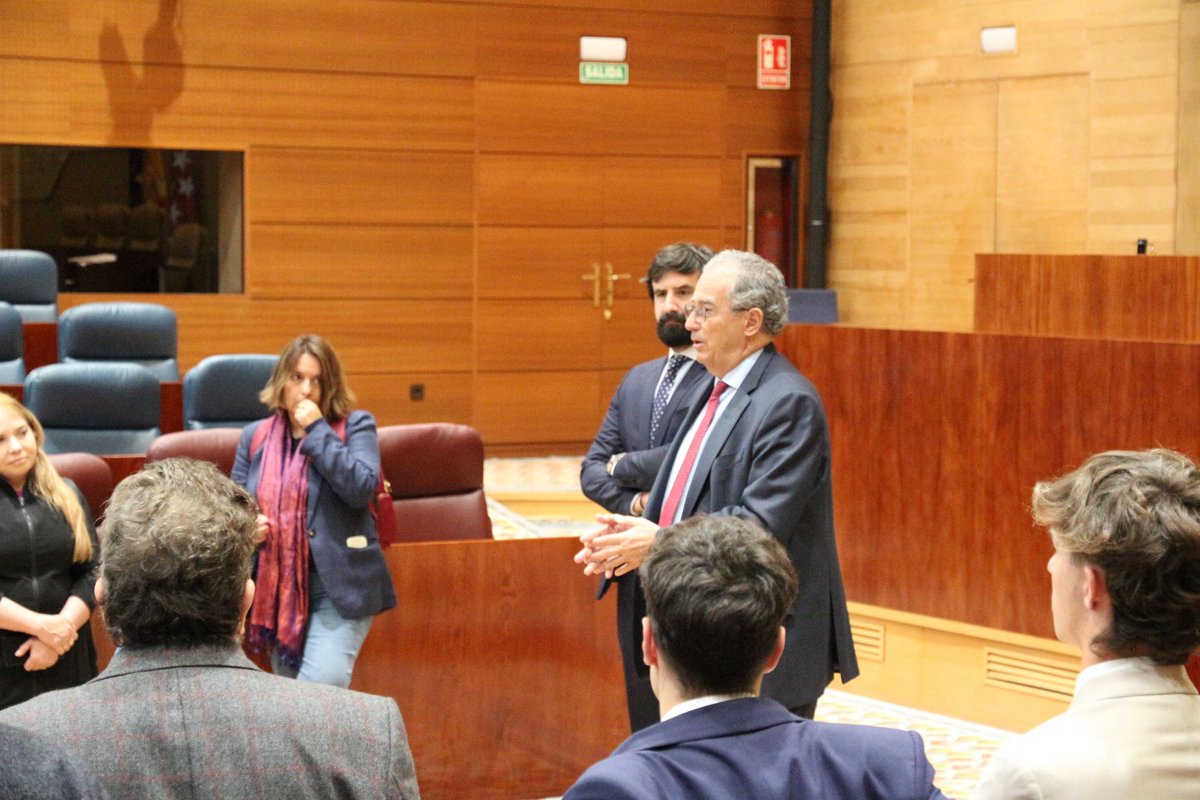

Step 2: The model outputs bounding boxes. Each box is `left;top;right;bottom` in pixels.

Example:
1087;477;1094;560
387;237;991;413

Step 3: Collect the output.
271;570;373;689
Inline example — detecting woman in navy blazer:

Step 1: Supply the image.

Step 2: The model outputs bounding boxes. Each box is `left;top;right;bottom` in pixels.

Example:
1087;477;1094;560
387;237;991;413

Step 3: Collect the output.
231;334;395;688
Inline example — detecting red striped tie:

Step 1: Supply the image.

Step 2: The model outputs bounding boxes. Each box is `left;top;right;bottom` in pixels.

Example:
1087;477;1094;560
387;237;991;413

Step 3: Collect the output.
658;381;728;526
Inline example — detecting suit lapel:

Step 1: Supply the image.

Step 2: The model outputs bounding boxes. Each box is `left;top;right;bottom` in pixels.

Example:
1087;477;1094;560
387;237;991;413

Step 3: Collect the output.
679;347;775;516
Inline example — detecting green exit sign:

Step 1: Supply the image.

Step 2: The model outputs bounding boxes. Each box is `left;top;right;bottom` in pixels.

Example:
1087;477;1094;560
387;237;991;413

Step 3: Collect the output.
579;62;629;85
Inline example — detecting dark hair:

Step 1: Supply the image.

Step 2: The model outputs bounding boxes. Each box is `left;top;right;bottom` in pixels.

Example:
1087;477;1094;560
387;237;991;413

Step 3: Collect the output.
259;334;355;421
99;458;259;647
1032;448;1200;665
644;242;713;299
641;515;798;695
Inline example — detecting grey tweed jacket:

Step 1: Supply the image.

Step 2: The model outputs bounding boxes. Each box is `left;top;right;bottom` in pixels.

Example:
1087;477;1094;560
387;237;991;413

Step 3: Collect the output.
0;643;420;800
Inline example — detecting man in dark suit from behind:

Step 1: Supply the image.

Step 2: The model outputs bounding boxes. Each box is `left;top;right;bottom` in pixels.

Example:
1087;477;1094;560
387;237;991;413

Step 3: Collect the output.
565;515;947;800
0;458;420;800
580;241;713;731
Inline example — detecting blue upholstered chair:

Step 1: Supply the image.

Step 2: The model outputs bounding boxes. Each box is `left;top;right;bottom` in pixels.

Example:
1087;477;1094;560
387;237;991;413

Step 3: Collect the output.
0;302;25;383
0;249;58;322
25;363;161;455
58;302;179;381
182;354;277;430
786;288;839;324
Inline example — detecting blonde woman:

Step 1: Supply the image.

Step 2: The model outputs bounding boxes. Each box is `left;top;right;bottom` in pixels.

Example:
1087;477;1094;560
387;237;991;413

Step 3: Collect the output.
0;394;99;710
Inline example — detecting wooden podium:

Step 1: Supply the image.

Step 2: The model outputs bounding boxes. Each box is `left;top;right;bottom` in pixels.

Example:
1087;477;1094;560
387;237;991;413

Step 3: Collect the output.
975;253;1200;341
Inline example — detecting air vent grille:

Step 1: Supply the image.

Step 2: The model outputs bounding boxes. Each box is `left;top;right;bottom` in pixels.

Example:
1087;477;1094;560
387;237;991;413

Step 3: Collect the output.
985;647;1077;701
851;619;885;662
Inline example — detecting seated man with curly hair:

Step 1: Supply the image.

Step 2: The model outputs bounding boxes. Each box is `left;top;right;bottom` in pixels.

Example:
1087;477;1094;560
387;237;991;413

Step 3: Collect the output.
975;449;1200;800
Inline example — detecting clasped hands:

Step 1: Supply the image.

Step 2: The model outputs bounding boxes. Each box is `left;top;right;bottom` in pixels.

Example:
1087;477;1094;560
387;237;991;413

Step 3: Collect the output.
16;613;77;672
574;514;661;579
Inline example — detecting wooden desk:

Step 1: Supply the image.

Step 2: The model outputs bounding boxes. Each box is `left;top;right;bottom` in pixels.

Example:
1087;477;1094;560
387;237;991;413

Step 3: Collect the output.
779;324;1200;639
975;253;1200;340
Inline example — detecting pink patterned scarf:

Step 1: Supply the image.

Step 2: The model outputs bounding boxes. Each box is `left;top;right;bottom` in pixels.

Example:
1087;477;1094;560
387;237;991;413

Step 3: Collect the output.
245;412;310;669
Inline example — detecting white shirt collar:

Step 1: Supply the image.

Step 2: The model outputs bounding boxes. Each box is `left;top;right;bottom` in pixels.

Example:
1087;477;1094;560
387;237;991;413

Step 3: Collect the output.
669;345;699;360
1075;656;1157;692
662;693;756;722
714;347;765;392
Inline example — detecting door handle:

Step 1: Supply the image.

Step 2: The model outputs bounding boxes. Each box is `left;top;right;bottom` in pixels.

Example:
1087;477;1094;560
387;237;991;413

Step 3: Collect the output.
581;264;601;308
604;262;631;310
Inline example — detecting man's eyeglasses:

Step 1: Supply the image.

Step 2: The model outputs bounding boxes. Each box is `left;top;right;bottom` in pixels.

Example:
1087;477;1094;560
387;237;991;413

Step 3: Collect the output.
683;303;716;322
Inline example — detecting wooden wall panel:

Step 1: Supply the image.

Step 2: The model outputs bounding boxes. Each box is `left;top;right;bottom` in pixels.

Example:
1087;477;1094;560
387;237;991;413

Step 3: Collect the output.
603;157;723;227
0;58;472;151
474;371;601;446
477;300;601;371
59;294;469;374
780;325;1200;636
907;81;996;330
476;82;724;157
477;156;723;228
996;75;1090;254
477;228;604;299
248;225;472;299
828;0;1185;330
477;155;605;227
1179;3;1200;253
349;372;474;428
476;6;726;84
599;297;664;370
725;88;806;157
0;0;477;78
467;0;804;16
248;150;475;225
0;60;475;151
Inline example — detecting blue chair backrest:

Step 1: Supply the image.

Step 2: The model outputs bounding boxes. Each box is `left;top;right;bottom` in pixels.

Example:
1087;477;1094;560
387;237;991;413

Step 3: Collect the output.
183;354;278;430
786;288;839;324
58;302;179;381
0;249;58;322
0;302;24;383
25;363;161;455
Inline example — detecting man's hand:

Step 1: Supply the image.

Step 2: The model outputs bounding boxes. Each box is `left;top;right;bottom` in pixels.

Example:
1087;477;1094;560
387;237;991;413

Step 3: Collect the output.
574;514;660;578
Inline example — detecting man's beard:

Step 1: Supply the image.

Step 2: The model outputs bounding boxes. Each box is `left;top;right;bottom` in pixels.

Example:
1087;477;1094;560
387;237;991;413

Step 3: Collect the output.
656;312;692;348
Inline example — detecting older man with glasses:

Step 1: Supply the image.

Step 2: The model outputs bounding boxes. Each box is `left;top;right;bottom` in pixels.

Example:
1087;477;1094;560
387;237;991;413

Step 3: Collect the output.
576;249;858;725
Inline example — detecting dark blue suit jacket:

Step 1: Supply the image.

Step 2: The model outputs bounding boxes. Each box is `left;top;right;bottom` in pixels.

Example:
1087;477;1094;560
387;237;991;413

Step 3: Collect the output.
564;697;947;800
627;344;858;709
581;354;708;514
232;411;396;620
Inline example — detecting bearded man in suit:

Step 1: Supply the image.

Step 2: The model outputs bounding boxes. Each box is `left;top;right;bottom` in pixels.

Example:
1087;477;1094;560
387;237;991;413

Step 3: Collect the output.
580;241;712;730
0;458;420;800
577;249;858;726
974;449;1200;800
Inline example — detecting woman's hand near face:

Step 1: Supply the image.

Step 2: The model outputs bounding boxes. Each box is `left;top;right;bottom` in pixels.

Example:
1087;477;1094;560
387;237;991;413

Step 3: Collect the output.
292;399;323;432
